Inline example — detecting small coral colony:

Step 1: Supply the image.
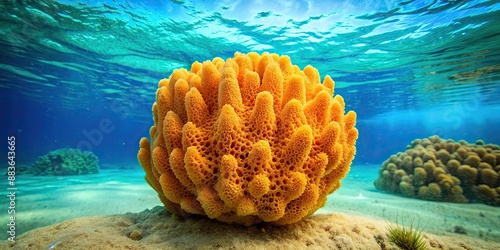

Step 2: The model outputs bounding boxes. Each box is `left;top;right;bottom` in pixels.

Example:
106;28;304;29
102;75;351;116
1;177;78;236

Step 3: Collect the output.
375;135;500;206
137;51;500;227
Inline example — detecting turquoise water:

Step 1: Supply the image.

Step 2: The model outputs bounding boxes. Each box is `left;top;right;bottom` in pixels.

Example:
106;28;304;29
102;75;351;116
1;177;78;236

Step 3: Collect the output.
1;0;500;245
1;0;500;165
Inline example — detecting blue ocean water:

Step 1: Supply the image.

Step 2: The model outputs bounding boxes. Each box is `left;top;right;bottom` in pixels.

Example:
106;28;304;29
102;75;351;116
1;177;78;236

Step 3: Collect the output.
1;0;500;242
1;0;499;167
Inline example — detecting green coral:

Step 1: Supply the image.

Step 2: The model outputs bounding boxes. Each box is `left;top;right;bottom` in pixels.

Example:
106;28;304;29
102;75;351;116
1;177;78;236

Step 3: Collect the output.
29;148;99;176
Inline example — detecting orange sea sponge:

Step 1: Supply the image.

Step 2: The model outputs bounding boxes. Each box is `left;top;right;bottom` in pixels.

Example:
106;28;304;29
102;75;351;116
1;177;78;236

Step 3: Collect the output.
138;52;358;225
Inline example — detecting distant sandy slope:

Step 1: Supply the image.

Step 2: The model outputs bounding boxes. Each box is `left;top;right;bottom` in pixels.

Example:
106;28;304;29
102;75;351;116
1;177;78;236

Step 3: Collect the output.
1;206;499;250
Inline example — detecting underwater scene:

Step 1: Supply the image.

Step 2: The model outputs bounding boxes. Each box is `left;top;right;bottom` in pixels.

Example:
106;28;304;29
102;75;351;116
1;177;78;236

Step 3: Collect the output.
1;0;500;249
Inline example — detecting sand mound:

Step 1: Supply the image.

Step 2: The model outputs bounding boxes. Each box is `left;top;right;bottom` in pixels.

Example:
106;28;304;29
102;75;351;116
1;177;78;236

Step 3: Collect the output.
2;206;498;250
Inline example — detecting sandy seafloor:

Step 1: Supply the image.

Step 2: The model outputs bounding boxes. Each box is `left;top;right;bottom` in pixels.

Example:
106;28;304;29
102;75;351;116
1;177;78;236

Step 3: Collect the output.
1;164;499;249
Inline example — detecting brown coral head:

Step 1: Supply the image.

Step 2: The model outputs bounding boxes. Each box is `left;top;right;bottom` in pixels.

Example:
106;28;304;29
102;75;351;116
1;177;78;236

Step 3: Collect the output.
374;135;500;206
457;165;478;185
418;183;442;201
464;155;481;168
436;149;450;164
137;52;358;225
479;168;499;187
